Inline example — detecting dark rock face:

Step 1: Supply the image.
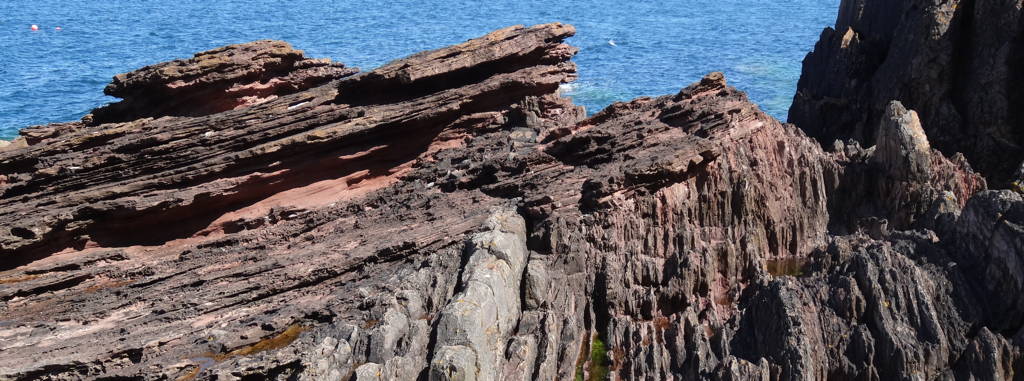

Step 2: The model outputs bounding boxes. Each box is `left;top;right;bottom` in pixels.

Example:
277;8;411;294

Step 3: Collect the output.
827;100;986;233
790;0;1024;184
0;20;1022;381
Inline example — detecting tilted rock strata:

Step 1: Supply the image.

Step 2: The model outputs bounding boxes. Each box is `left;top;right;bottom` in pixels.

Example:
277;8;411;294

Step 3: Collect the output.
0;23;587;380
90;40;359;124
790;0;1024;184
0;23;578;271
0;22;1021;381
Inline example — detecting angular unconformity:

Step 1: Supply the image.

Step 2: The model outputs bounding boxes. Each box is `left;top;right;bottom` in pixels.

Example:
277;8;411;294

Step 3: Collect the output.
1;21;1022;381
539;72;838;380
0;60;846;378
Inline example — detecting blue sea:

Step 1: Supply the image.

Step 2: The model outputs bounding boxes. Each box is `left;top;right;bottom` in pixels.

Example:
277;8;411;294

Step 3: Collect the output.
0;0;839;140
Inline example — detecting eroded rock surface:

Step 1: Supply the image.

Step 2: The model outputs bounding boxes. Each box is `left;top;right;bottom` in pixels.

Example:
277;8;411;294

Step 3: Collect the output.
0;19;1022;381
91;40;359;124
827;100;986;233
790;0;1024;184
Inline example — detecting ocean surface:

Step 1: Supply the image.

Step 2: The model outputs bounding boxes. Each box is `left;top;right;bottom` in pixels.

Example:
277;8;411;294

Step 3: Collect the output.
0;0;839;140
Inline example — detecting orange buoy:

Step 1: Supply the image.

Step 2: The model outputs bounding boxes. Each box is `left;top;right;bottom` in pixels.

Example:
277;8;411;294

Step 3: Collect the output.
30;24;39;31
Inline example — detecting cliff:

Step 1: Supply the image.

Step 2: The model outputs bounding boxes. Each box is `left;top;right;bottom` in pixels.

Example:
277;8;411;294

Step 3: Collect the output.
0;17;1021;381
790;0;1024;185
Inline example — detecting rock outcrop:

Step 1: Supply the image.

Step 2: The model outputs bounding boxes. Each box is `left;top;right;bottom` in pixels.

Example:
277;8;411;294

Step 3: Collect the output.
90;40;359;124
790;0;1024;184
827;100;986;233
0;23;578;271
0;18;1022;381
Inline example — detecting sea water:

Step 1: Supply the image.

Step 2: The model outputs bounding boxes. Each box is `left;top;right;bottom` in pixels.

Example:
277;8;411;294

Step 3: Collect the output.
0;0;839;139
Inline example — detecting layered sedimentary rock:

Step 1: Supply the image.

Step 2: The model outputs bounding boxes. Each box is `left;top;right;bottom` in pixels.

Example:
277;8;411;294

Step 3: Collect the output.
0;23;578;270
790;0;1024;184
90;40;359;124
1;20;1022;381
